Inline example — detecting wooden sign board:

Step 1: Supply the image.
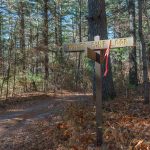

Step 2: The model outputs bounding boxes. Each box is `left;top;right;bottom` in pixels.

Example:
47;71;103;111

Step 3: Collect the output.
64;37;134;51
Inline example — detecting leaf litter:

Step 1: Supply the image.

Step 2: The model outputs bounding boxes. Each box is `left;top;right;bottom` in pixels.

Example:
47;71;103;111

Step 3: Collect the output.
0;91;150;150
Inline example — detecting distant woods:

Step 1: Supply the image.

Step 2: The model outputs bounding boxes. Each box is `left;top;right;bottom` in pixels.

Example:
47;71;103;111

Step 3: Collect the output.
0;0;149;102
0;0;88;99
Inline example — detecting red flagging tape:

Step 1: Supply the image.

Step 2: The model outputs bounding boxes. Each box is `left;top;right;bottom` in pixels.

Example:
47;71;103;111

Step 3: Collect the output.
104;40;111;77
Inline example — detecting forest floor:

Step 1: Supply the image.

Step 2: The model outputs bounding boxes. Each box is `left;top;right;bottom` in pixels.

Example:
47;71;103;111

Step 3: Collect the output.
0;90;150;150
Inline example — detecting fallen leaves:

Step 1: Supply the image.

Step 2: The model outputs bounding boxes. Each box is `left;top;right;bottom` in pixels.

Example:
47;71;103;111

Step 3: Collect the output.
56;122;72;141
57;122;70;130
129;139;150;150
1;92;150;149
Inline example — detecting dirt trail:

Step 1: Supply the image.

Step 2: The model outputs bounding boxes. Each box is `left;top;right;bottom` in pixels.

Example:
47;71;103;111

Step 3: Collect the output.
0;93;91;150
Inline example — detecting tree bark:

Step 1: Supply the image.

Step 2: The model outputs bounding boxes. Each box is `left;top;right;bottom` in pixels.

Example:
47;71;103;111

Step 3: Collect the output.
54;1;62;47
12;36;17;96
88;0;116;100
19;2;26;70
78;0;82;42
0;13;2;75
36;1;39;75
128;0;138;86
6;39;13;99
138;0;149;104
43;0;49;91
143;0;150;35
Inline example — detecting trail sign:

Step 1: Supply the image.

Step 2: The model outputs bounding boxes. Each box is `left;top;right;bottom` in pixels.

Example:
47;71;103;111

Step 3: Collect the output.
64;36;134;147
64;37;134;52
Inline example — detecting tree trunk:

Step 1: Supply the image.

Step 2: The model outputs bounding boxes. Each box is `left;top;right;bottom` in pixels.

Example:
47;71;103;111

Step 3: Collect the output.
0;13;2;75
144;0;150;77
0;12;4;98
143;0;150;35
19;2;27;92
72;17;76;42
88;0;116;100
19;2;26;70
138;0;149;104
6;18;13;99
43;0;49;91
6;40;13;99
36;2;39;75
75;0;82;90
78;0;82;42
54;1;62;46
12;37;17;96
128;0;138;86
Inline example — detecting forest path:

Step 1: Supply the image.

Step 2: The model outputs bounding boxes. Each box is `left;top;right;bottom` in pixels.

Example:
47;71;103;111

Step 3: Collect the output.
0;92;91;149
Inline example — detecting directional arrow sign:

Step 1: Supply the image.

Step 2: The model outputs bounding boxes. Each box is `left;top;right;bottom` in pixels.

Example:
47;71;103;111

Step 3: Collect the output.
64;37;134;52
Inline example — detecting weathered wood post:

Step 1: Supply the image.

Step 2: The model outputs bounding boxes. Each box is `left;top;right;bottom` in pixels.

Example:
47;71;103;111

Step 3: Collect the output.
94;36;103;147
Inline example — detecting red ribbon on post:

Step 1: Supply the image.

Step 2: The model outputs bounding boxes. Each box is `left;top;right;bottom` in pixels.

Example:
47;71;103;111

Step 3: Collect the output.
104;40;111;77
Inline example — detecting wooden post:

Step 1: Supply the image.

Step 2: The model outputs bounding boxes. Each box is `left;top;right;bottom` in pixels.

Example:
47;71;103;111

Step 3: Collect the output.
63;36;134;148
94;36;103;147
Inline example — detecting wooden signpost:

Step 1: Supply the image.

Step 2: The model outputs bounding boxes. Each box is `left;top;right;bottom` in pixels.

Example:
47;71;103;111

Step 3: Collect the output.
63;36;134;147
64;37;134;52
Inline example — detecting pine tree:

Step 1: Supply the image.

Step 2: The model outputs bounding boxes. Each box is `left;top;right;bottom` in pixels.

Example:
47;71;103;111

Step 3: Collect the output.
88;0;116;100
